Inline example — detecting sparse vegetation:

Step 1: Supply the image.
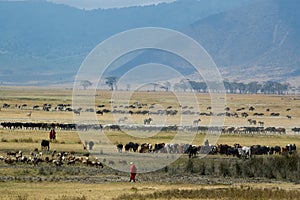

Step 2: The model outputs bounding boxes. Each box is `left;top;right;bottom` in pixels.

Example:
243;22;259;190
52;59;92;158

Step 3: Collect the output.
114;187;300;200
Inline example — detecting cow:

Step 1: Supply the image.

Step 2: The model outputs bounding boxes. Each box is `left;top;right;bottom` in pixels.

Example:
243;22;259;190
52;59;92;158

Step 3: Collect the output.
286;144;296;154
41;140;50;150
73;110;80;115
193;119;201;126
154;143;166;153
248;119;257;125
144;117;152;125
258;121;264;126
238;146;251;159
186;145;199;158
96;110;103;115
165;143;179;154
139;143;151;153
292;127;300;133
241;112;249;118
249;106;255;111
116;144;123;153
125;142;139;152
217;144;231;155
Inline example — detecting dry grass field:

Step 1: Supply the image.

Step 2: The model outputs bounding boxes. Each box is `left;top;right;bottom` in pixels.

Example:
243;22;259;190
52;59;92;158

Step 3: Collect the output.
0;87;299;128
1;181;300;200
0;87;300;199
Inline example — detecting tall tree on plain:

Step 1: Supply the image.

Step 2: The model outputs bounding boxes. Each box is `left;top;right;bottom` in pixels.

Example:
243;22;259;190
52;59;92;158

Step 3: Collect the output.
80;80;92;90
105;77;118;91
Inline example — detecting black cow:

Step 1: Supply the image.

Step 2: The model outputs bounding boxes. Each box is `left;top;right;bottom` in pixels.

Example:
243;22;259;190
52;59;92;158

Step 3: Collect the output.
117;144;123;153
286;144;296;154
125;142;139;152
186;145;199;158
41;140;50;150
154;143;166;153
227;147;240;157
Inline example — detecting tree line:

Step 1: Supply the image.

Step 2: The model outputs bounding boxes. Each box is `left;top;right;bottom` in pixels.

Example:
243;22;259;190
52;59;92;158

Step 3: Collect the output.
175;80;292;94
82;77;297;94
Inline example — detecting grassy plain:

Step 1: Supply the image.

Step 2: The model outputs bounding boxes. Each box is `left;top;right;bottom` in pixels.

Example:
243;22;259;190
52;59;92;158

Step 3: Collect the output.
0;86;300;128
0;87;300;199
1;181;300;200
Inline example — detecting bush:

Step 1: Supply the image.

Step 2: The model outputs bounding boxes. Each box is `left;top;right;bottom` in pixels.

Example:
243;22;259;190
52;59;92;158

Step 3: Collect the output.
219;161;231;177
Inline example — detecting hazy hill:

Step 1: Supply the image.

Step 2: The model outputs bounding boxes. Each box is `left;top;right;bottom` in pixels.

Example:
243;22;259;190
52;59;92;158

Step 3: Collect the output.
0;0;250;85
185;0;300;83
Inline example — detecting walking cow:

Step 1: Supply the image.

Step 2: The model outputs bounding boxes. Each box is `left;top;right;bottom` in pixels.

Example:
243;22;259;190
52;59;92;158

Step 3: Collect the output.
41;140;50;151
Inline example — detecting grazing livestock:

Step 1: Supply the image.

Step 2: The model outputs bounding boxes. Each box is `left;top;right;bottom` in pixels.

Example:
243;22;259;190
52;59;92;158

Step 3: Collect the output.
258;121;264;126
249;106;255;111
139;143;152;153
33;105;40;110
73;110;80;116
2;103;10;108
292;127;300;133
238;146;251;159
117;144;123;153
217;144;231;155
241;112;249;118
236;107;245;111
253;113;264;116
270;113;280;117
186;145;199;158
144;118;152;125
41;140;50;151
193;119;201;126
154;143;166;153
248;119;257;125
165;143;179;154
125;142;139;152
286;144;296;154
96;110;103;115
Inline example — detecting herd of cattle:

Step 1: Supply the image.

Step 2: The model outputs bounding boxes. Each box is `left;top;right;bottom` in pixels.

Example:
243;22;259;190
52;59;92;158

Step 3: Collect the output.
0;102;295;119
2;148;104;168
115;141;297;159
1;140;297;167
0;102;299;167
1;121;300;135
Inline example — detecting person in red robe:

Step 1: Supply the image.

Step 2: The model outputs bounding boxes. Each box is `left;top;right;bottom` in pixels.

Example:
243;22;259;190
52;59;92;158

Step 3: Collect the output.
129;162;137;182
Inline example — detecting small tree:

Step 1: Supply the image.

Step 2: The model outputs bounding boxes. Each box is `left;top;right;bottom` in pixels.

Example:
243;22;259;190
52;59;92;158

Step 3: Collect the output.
105;76;118;91
80;80;92;90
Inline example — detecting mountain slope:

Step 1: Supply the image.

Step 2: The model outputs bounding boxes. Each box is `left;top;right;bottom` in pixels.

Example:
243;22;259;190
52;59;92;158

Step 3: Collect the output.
0;0;250;85
185;0;300;83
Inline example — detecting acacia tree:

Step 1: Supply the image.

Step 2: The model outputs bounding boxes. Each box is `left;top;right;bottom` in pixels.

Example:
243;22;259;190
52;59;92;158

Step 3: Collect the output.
80;80;92;90
105;77;118;91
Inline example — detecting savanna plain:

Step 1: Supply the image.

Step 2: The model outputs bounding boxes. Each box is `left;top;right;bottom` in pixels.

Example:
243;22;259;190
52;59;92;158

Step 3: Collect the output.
0;87;300;200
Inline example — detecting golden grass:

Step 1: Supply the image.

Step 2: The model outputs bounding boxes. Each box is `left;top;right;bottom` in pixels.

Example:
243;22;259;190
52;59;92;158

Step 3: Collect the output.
1;87;300;200
0;181;299;200
1;129;300;155
0;87;299;127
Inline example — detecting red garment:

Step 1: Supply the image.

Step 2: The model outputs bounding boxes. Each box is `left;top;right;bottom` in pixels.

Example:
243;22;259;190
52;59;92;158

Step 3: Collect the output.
130;164;137;182
130;164;137;173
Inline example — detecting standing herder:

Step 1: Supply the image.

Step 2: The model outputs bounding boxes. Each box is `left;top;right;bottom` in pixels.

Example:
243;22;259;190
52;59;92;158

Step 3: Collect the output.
49;128;56;141
129;162;137;182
